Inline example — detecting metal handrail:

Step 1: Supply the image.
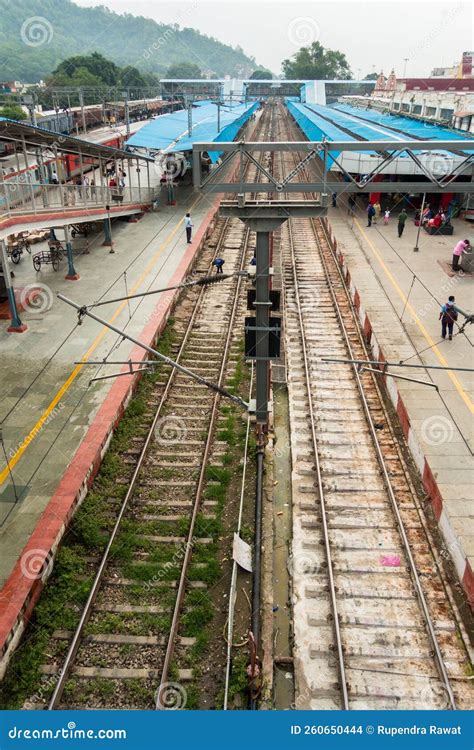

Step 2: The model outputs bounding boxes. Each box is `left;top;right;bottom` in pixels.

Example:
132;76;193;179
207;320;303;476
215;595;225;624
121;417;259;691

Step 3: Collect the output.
0;182;154;218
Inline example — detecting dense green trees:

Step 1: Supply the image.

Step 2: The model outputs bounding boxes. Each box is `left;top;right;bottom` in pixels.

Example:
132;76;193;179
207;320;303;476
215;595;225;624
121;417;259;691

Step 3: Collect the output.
0;0;256;81
19;54;161;109
249;69;273;80
164;63;203;80
48;54;157;91
282;42;352;80
0;104;27;121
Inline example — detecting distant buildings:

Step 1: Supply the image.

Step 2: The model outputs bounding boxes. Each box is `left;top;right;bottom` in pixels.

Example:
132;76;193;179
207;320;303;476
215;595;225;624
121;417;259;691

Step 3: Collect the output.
0;81;21;94
341;52;474;134
431;51;473;79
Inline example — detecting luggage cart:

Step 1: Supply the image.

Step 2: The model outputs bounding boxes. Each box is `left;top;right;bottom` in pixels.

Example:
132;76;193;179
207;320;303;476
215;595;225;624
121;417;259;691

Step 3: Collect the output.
32;243;64;272
6;234;31;264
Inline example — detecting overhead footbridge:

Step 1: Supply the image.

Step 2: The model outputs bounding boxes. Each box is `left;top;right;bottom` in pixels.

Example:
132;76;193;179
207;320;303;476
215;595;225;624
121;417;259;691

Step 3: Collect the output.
0;116;155;238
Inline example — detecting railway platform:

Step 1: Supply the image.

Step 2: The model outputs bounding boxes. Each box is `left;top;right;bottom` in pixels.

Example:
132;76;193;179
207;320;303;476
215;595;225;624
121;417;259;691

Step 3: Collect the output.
0;186;219;675
327;207;474;605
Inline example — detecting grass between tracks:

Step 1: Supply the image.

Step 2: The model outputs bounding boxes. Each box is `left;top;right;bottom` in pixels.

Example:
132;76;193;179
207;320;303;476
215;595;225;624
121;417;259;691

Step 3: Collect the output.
0;320;177;709
168;345;256;710
0;322;255;710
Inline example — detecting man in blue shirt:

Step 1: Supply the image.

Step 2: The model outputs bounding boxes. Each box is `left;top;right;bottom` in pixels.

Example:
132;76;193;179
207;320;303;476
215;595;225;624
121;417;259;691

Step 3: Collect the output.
212;257;225;274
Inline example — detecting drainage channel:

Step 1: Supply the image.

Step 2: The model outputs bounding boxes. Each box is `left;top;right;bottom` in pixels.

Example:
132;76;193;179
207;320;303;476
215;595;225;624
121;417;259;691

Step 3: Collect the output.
272;384;294;709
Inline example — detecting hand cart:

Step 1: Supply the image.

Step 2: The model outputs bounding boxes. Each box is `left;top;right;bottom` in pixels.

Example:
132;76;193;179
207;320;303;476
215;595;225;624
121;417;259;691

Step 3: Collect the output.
33;243;64;272
6;234;32;264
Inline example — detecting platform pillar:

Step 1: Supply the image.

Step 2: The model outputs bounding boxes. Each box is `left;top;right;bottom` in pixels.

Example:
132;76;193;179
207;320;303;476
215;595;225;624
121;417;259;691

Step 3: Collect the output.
102;210;114;252
166;178;176;206
64;226;80;281
1;240;27;332
254;229;271;424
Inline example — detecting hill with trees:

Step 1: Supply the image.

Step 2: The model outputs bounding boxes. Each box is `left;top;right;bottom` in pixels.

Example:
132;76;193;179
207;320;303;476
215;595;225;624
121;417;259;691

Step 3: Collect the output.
0;0;258;82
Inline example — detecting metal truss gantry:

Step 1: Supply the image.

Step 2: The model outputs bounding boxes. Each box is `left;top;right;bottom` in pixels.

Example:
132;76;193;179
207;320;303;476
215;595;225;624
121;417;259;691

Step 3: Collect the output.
193;140;474;195
192;138;474;425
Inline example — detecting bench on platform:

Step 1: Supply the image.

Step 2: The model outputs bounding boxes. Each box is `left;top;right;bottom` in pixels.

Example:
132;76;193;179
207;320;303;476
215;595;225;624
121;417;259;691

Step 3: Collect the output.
424;223;454;236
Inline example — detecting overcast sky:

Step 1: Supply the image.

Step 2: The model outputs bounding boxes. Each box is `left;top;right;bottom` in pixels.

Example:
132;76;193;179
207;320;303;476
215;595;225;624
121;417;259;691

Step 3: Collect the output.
76;1;473;77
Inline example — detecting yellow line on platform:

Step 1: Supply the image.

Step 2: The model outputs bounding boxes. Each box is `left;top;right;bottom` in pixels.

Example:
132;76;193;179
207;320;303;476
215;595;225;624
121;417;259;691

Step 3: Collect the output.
354;218;474;415
0;206;197;487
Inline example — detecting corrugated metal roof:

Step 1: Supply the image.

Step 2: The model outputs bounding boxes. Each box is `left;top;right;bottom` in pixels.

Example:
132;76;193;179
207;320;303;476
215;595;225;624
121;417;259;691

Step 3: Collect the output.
126;100;258;157
0;116;154;161
286;101;474;159
332;103;474;145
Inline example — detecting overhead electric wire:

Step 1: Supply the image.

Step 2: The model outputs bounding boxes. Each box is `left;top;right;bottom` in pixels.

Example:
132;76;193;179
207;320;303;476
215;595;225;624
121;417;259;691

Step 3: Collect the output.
345;211;473;455
0;201;202;527
373;222;473;345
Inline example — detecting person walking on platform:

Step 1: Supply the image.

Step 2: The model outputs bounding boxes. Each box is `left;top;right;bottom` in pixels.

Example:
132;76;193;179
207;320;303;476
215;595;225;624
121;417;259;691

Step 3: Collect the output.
367;202;375;227
373;201;381;224
82;174;89;199
332;192;337;207
384;209;390;225
184;212;193;243
439;296;458;340
452;239;471;272
348;195;356;216
397;209;408;237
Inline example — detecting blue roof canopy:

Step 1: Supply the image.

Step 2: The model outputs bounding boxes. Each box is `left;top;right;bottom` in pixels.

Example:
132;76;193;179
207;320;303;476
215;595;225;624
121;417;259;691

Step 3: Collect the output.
126;100;259;161
332;103;474;146
286;100;474;158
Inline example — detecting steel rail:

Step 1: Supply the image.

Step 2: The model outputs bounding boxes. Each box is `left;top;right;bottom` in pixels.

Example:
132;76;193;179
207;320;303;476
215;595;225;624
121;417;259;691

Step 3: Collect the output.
156;224;251;708
276;110;350;709
47;217;232;709
223;364;254;710
285;217;350;709
157;105;274;709
280;103;457;710
48;108;269;710
59;295;247;410
286;103;458;705
314;217;457;709
318;221;474;670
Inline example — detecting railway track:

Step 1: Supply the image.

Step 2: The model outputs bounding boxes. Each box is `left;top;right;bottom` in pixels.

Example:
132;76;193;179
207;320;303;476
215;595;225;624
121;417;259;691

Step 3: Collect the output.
277;103;472;710
18;107;274;711
37;215;250;709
